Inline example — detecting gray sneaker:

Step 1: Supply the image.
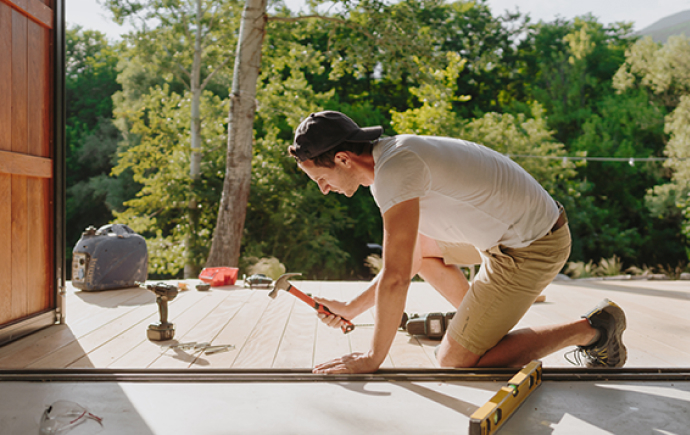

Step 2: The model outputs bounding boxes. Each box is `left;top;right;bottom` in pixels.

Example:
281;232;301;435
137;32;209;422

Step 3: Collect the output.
566;299;627;368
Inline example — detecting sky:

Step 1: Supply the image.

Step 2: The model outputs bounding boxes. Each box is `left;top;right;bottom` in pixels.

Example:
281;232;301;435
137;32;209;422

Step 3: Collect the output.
67;0;690;41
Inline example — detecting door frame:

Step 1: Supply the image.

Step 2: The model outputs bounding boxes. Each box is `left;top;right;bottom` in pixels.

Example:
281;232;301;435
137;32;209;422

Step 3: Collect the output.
53;0;66;326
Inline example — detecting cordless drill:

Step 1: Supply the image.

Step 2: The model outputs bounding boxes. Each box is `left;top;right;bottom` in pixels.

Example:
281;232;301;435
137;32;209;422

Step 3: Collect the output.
139;282;179;341
405;311;455;339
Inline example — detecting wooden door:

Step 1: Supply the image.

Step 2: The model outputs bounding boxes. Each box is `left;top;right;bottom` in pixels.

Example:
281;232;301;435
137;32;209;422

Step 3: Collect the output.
0;0;63;345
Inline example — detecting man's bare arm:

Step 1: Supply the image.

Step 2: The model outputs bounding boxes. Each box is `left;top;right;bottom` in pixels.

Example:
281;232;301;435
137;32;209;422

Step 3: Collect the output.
311;273;380;328
369;198;419;365
313;198;419;373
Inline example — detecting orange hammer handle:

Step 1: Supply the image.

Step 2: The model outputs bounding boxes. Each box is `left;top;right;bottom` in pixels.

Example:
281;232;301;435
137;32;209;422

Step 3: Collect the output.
286;284;355;334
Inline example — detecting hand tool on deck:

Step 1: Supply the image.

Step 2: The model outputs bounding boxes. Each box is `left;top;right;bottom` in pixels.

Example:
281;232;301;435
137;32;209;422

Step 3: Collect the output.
138;282;179;341
160;342;235;354
269;273;355;334
469;360;543;435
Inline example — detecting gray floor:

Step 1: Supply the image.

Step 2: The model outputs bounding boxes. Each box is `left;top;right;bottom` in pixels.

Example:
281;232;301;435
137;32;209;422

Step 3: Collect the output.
1;378;688;434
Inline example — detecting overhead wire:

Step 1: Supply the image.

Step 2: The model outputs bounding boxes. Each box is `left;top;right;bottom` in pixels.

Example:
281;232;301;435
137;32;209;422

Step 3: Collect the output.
505;154;689;166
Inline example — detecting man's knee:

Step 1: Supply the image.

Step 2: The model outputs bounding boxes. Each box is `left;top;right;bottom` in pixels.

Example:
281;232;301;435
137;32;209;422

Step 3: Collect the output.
435;335;481;368
418;233;444;258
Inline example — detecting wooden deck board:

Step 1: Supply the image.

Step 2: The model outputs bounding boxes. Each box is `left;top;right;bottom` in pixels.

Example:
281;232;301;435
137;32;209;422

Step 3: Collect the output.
110;290;235;369
199;290;270;368
533;280;690;367
231;288;293;368
0;278;688;370
272;297;318;368
26;291;157;368
312;281;354;366
67;289;196;368
148;290;253;369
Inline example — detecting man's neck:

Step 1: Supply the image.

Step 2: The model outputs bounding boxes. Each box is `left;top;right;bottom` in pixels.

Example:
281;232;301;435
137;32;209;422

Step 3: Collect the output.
348;151;376;187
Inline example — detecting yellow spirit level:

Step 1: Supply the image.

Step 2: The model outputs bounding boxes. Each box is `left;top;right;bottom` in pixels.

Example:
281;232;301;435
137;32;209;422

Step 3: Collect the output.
469;360;543;435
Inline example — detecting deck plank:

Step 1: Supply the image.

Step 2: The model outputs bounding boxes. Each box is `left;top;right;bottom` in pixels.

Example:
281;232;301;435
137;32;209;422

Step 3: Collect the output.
108;289;235;369
272;296;318;368
66;289;195;368
0;287;151;368
388;332;436;368
65;289;154;338
0;325;78;368
200;290;273;369
149;289;253;369
1;279;689;369
26;291;159;368
547;281;690;367
312;281;352;367
231;289;293;368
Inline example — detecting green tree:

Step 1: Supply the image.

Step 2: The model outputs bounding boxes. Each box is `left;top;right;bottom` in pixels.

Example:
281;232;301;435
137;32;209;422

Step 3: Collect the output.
104;0;241;277
390;49;576;194
206;0;483;269
571;89;673;263
518;17;633;144
437;0;529;118
615;35;690;261
65;26;125;267
390;52;469;137
111;86;228;275
237;12;384;279
511;17;685;266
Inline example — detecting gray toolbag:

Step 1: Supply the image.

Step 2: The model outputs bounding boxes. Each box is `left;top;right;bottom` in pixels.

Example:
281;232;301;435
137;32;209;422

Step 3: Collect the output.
71;224;148;291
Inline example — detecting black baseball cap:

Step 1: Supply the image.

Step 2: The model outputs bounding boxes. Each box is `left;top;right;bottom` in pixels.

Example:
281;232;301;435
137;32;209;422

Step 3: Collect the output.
292;111;383;161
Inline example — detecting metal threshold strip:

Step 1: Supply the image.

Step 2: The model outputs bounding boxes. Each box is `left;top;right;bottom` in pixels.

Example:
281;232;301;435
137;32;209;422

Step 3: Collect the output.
0;367;688;383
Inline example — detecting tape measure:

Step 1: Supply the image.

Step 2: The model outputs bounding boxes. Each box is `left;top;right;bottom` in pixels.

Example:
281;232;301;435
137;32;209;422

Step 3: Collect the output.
469;360;543;435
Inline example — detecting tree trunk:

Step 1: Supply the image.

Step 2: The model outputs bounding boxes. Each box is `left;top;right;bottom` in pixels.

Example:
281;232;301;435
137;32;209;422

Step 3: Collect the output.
185;0;205;278
206;0;267;267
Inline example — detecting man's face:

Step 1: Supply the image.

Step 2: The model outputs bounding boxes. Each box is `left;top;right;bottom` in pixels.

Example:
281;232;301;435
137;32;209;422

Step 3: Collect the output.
299;156;360;197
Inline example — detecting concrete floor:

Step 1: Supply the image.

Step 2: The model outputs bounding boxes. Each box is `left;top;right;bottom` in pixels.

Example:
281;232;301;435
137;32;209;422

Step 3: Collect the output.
1;278;689;434
0;376;688;434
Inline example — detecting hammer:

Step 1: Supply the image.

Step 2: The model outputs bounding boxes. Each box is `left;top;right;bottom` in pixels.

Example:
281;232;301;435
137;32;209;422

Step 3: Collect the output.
269;273;355;334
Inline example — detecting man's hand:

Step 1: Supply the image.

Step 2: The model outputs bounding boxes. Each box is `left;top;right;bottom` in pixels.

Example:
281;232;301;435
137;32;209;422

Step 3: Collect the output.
313;351;380;374
312;296;355;329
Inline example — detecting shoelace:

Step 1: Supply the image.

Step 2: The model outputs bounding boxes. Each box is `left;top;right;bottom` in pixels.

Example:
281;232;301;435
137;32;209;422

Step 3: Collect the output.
564;348;586;366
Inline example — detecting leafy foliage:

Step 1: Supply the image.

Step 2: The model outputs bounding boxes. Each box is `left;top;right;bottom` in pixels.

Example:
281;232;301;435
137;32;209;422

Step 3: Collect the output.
64;0;690;280
615;35;690;262
390;52;468;137
520;17;634;144
65;27;127;271
565;255;623;278
565;260;595;279
111;86;228;276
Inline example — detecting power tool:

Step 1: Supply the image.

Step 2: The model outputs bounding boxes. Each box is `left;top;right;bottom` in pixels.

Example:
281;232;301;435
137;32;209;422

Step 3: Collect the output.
405;311;456;339
140;282;179;341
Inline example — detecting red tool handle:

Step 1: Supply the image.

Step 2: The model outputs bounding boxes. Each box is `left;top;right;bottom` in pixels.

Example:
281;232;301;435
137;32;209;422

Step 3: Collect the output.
287;284;355;334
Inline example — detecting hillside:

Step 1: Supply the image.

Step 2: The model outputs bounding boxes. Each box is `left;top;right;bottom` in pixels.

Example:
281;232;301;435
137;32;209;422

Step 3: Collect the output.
635;9;690;43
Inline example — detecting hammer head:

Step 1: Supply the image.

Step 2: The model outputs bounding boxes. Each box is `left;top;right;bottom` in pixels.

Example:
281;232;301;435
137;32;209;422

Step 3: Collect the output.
268;273;302;299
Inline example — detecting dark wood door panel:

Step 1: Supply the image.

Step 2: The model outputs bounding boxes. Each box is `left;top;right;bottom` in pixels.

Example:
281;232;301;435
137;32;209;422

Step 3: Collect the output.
0;0;55;327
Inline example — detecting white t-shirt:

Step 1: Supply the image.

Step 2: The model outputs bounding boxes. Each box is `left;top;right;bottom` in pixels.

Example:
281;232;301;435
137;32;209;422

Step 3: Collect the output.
370;135;560;250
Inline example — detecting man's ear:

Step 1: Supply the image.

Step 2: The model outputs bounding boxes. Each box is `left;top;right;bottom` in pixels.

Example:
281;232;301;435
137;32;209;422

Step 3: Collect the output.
334;151;351;167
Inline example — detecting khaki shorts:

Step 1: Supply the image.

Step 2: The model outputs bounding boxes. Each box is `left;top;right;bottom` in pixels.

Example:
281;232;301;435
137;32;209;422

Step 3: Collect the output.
440;224;572;356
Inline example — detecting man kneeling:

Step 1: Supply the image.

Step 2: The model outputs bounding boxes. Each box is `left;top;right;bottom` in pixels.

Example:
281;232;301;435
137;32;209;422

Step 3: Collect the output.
288;111;627;374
